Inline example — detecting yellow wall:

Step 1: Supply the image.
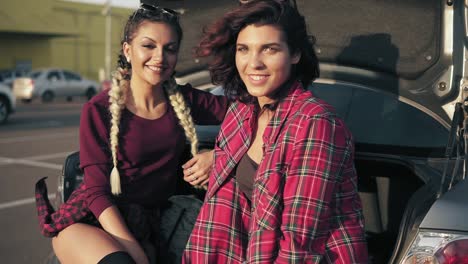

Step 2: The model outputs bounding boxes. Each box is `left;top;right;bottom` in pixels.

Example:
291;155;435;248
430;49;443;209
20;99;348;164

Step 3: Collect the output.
0;0;240;81
0;0;131;81
0;35;51;69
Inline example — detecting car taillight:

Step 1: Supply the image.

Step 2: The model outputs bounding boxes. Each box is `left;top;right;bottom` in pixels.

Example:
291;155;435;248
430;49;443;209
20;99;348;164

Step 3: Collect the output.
29;79;34;88
403;232;468;264
435;239;468;264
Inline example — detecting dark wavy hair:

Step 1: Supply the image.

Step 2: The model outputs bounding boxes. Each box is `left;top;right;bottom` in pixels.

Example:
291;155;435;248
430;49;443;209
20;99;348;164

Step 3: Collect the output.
117;5;183;79
197;0;319;103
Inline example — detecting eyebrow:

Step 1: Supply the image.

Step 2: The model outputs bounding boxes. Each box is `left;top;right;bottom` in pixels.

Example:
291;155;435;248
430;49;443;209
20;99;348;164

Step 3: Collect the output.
236;42;282;47
141;37;178;46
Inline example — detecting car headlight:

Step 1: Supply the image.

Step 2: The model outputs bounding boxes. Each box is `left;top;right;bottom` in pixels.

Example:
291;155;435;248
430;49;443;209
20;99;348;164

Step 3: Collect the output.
403;231;468;264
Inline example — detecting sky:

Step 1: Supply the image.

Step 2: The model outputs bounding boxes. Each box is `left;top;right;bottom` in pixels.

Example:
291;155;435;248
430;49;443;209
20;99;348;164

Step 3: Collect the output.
63;0;140;8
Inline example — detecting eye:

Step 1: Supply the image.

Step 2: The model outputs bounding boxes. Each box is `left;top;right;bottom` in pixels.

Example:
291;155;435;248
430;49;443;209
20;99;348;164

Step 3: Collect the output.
263;47;278;54
236;46;247;53
142;44;155;49
164;46;178;54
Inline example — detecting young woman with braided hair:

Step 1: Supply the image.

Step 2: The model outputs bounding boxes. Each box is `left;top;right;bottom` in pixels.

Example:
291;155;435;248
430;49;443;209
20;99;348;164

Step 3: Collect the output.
34;2;228;263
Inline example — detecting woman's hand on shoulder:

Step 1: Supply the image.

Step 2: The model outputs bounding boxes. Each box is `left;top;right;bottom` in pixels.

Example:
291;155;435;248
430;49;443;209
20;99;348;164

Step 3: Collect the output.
182;149;214;187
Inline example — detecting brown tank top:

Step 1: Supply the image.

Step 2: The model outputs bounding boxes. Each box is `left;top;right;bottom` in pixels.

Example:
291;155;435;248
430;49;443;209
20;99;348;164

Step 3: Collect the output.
236;154;259;201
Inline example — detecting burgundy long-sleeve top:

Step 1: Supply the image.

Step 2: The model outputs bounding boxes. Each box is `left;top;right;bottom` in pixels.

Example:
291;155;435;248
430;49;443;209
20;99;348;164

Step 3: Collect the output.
80;84;228;218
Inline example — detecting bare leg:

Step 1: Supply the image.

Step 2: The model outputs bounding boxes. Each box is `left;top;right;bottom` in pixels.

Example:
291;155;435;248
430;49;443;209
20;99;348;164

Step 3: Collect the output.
52;223;126;264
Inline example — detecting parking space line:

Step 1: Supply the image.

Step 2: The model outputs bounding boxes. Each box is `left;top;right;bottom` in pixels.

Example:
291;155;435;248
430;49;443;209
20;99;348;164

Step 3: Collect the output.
0;132;76;144
0;156;62;170
25;152;73;161
0;194;55;210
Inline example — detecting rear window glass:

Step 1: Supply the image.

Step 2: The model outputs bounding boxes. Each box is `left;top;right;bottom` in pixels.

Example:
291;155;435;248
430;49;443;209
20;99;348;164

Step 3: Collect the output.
29;71;42;79
63;71;81;81
310;82;448;150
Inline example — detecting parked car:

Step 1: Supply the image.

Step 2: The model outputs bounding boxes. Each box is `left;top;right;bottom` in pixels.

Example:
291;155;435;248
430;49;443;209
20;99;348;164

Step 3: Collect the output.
181;1;468;263
13;68;100;103
175;69;217;91
0;69;29;88
51;0;468;263
0;82;16;124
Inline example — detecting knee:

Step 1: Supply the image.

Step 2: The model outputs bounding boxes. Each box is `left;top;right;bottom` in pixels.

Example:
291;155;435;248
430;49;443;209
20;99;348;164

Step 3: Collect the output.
52;223;125;263
52;224;82;250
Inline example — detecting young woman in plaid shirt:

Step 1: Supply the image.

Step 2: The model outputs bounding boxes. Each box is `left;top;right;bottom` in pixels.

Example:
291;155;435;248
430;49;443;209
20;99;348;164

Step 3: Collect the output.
34;2;228;263
183;0;368;263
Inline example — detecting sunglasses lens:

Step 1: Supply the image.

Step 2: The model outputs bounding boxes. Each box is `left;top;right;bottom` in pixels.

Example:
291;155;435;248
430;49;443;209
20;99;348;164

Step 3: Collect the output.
161;8;179;16
140;4;156;11
134;4;179;21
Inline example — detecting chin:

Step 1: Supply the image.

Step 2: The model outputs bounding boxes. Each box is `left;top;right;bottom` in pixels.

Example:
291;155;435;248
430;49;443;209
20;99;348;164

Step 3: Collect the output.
147;77;169;87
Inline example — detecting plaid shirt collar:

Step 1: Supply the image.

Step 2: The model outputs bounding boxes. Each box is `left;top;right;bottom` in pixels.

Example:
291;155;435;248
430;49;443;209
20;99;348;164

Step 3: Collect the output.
207;81;305;199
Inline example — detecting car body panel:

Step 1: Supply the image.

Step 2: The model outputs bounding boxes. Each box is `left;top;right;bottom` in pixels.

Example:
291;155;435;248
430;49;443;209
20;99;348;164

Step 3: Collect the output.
176;1;468;262
0;82;16;124
0;68;29;88
420;178;468;232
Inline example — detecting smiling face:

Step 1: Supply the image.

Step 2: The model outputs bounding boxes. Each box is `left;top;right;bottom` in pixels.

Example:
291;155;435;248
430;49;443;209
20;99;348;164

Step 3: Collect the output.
235;24;300;107
123;21;179;88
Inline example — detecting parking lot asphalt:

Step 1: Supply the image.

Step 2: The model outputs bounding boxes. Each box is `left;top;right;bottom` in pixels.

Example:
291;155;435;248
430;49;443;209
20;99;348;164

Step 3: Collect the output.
0;98;82;263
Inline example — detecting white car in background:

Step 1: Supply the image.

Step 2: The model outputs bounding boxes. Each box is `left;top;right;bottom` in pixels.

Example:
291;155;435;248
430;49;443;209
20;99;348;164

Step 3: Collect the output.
13;68;100;103
0;82;16;124
0;69;29;88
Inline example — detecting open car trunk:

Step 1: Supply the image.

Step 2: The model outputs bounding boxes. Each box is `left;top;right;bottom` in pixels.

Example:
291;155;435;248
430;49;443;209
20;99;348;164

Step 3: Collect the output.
356;157;428;263
172;0;456;262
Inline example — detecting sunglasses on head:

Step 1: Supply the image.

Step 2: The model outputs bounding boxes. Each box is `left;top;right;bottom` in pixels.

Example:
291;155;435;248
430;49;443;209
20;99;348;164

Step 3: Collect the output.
131;3;180;22
240;0;298;10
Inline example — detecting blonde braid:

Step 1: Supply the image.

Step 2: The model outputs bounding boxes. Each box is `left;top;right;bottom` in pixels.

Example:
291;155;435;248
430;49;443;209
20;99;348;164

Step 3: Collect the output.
164;78;199;157
164;78;207;190
108;67;129;195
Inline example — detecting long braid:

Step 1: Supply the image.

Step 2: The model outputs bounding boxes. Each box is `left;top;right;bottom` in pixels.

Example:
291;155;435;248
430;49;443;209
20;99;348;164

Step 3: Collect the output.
164;78;199;157
164;79;206;190
108;67;129;195
107;4;185;194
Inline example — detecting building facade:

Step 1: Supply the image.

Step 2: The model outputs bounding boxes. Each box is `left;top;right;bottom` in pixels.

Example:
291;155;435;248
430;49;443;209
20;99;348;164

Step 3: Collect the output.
0;0;132;82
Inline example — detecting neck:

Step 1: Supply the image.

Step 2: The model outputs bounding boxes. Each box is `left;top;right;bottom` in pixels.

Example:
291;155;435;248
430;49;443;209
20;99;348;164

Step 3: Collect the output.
257;96;276;110
128;78;166;111
256;78;296;109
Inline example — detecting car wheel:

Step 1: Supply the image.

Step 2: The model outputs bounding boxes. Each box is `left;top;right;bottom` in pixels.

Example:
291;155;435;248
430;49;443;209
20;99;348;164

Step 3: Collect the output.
86;87;96;101
0;96;9;124
21;99;32;104
42;91;54;103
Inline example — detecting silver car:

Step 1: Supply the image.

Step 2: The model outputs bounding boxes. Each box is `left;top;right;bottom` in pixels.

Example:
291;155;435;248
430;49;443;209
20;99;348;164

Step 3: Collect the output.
0;82;16;124
51;0;468;263
0;69;29;88
13;68;100;103
176;1;468;263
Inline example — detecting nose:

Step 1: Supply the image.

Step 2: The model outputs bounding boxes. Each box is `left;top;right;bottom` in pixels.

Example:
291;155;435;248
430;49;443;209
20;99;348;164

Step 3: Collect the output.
152;48;164;63
248;52;264;69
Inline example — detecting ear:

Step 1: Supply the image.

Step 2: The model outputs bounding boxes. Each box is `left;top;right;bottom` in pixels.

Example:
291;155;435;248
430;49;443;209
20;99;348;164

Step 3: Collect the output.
123;42;131;59
291;51;301;64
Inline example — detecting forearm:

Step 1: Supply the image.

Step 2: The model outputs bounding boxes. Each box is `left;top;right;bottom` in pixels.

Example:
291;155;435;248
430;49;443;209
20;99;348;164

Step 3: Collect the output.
98;206;149;264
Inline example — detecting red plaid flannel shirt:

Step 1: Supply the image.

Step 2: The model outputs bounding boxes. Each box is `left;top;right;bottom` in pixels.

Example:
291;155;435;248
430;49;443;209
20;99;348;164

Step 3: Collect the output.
184;82;368;263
